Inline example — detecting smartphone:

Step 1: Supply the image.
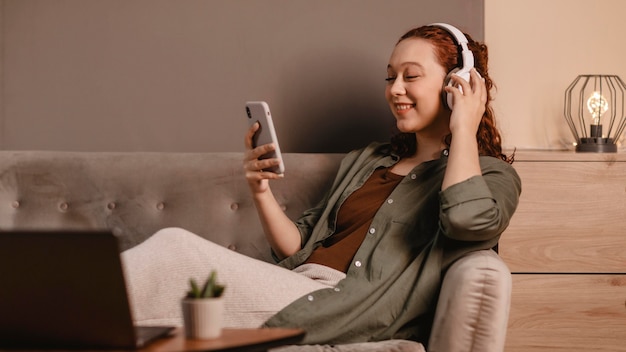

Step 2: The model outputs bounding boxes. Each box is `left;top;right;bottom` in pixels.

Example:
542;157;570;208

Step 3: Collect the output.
245;101;285;175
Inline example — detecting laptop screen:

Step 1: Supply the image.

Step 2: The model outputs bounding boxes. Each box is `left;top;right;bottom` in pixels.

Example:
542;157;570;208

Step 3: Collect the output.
0;230;151;349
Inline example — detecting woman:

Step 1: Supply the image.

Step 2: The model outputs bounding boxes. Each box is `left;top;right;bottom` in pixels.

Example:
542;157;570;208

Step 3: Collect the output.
122;23;521;346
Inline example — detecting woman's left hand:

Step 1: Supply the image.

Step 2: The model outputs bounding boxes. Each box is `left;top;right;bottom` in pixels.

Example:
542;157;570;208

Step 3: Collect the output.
441;68;486;191
445;68;487;135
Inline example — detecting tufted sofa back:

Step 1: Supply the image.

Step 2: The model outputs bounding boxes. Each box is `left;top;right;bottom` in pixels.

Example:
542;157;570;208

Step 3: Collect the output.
0;151;344;262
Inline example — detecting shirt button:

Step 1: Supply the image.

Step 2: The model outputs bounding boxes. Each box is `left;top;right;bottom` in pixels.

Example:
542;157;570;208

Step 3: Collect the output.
411;174;417;180
355;261;362;268
368;228;376;235
307;295;314;302
334;287;341;292
387;198;394;204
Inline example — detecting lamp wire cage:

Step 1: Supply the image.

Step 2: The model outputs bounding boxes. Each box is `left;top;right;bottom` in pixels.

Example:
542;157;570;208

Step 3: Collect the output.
564;74;626;152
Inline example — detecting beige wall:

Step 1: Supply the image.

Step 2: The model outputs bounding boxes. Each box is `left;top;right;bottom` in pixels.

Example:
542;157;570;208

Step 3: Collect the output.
0;0;483;153
5;1;624;153
486;0;626;151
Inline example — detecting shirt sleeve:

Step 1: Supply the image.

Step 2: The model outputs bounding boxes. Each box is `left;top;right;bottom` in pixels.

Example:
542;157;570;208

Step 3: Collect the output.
438;158;521;242
293;196;328;246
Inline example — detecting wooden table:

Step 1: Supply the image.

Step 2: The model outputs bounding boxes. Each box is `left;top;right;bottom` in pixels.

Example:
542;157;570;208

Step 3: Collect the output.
141;327;306;352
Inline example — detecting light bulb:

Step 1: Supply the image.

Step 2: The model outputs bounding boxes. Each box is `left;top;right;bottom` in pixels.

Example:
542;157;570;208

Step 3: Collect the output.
586;91;608;125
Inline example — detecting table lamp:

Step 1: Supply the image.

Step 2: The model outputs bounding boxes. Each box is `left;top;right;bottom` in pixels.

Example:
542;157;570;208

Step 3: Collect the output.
564;74;626;152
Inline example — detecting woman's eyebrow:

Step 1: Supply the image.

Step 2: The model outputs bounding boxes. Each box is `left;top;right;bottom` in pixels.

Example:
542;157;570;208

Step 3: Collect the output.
387;62;424;70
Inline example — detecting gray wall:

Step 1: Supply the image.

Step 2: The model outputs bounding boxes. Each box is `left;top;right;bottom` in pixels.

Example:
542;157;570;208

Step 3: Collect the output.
0;0;483;153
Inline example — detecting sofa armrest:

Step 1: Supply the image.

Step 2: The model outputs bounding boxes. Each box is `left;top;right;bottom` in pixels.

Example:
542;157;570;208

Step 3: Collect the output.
428;249;511;352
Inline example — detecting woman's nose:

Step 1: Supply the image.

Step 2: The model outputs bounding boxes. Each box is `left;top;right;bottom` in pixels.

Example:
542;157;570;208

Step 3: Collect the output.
389;78;406;96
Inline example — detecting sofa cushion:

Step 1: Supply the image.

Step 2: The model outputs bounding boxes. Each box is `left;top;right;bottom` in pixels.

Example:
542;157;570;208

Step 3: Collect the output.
0;151;343;256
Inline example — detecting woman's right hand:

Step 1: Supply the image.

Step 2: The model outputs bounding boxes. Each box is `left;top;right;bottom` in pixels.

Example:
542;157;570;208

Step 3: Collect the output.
244;122;284;194
243;122;301;259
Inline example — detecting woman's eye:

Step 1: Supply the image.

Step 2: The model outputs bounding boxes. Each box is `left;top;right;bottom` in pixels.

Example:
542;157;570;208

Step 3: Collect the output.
385;75;419;83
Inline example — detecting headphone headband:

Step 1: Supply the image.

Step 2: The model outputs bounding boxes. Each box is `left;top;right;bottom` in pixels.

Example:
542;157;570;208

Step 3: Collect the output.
428;23;475;73
427;23;477;109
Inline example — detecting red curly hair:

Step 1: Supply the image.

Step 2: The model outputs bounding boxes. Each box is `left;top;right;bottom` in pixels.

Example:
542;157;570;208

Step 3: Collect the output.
389;25;513;163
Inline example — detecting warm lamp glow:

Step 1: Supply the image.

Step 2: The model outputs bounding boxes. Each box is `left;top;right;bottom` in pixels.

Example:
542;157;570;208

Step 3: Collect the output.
586;91;608;126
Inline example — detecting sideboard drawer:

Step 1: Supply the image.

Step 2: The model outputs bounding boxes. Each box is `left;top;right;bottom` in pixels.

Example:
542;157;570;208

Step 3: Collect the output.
506;274;626;352
500;158;626;273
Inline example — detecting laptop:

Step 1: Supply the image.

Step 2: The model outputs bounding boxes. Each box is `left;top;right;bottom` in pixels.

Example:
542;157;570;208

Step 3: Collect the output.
0;230;175;349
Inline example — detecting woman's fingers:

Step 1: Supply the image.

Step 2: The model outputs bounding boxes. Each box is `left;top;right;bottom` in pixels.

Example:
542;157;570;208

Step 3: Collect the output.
468;69;486;101
243;122;283;195
244;155;281;172
244;122;259;150
244;143;278;167
447;69;485;104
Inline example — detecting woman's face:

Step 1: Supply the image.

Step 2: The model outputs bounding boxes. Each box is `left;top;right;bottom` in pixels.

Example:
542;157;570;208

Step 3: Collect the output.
385;38;450;136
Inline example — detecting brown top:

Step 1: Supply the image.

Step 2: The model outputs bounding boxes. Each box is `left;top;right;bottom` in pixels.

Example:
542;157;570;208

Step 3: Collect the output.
303;167;403;272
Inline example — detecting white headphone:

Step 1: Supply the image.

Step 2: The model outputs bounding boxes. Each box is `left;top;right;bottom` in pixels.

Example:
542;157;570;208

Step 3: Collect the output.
429;23;477;109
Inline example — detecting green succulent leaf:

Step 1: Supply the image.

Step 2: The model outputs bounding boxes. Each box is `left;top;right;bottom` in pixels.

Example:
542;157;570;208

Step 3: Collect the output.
187;270;225;298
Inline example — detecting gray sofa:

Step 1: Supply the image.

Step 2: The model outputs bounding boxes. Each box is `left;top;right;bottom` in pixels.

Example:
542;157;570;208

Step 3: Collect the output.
0;151;511;352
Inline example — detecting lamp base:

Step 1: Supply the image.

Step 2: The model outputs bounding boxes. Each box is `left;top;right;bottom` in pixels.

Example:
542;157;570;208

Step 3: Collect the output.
576;138;617;153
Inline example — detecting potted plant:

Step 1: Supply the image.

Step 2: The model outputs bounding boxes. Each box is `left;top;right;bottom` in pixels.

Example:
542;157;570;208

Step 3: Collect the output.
181;270;226;339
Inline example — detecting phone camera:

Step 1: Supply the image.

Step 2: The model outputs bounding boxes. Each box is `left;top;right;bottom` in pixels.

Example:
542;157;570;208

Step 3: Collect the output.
246;107;251;118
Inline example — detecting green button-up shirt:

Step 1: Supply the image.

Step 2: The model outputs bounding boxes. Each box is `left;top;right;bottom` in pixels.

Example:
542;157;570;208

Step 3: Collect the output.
264;142;521;345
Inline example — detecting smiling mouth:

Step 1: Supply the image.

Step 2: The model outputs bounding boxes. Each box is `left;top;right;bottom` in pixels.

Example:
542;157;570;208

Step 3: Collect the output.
395;103;415;112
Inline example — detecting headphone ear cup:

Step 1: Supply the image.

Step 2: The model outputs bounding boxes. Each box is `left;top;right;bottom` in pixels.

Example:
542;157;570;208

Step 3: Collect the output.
442;68;460;110
442;68;477;109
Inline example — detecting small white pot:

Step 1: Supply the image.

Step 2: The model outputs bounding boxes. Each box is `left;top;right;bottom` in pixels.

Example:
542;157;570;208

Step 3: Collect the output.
181;297;224;339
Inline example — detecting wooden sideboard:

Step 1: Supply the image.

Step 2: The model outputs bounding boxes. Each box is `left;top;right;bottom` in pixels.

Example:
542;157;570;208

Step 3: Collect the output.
500;150;626;351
